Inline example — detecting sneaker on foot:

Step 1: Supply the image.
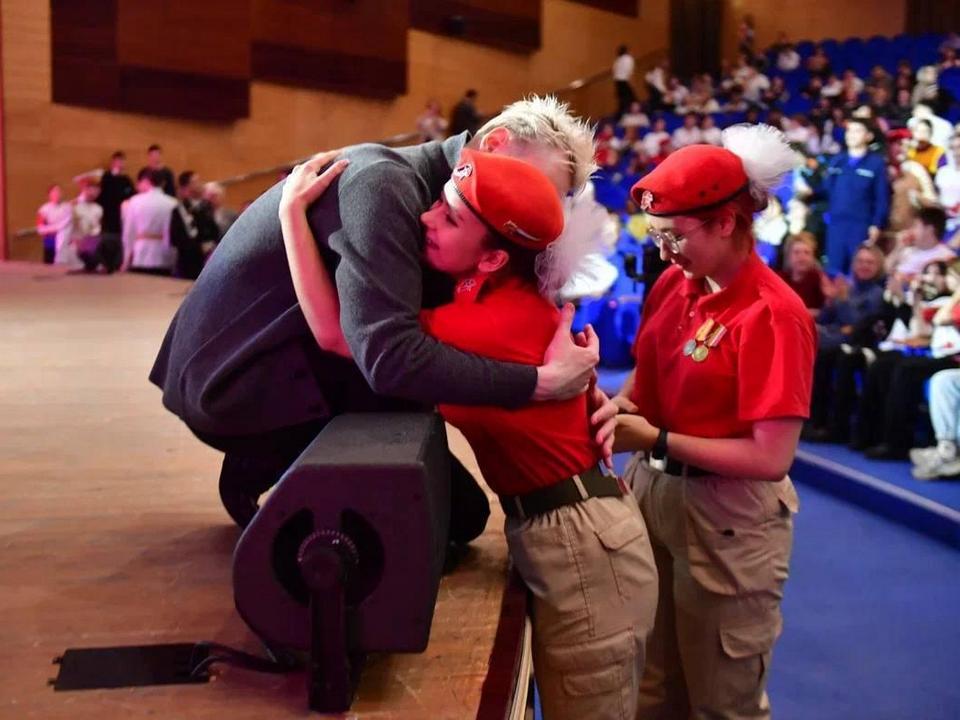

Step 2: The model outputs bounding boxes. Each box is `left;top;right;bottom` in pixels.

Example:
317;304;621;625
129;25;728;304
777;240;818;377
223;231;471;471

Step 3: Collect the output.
912;455;960;480
910;446;941;466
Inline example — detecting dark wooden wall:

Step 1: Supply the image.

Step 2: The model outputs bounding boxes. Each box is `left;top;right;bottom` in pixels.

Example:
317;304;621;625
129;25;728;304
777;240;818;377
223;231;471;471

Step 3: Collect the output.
410;0;542;53
905;0;960;34
251;0;408;97
568;0;639;16
670;0;723;78
51;0;249;121
51;0;410;121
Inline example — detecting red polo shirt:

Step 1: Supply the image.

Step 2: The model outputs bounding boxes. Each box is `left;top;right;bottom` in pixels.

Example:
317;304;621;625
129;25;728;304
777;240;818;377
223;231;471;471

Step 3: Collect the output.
420;275;599;496
631;252;816;438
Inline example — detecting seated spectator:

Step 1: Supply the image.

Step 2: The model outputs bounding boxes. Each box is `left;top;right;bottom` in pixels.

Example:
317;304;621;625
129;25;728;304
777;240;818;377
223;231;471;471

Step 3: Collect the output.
618;101;650;130
740;64;771;104
842;69;865;97
889;206;956;281
911;368;960;479
866;65;894;97
774;35;801;72
720;85;748;112
821;73;843;99
779;232;826;316
909;103;955;150
803;244;886;442
895;59;914;89
754;196;790;256
912;66;950;117
784;114;819;154
854;259;960;459
35;183;71;265
416;99;448;142
892;87;915;128
802;76;825;100
121;168;179;275
935;135;960;235
908;119;948;176
641;117;671;164
203;181;240;238
940;46;960;71
594;122;620;168
806;44;833;80
615;125;642;154
700;114;722;145
671;112;702;148
809;96;833;132
869;86;896;124
662;75;689;110
760;75;789;108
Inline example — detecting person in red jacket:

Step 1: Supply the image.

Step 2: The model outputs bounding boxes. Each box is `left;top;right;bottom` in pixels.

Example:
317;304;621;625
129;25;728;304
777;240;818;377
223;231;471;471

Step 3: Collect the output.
278;148;657;720
612;126;816;719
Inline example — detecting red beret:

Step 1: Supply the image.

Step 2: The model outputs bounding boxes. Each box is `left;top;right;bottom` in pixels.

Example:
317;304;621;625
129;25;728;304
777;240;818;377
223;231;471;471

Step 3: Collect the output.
631;144;749;217
451;149;564;250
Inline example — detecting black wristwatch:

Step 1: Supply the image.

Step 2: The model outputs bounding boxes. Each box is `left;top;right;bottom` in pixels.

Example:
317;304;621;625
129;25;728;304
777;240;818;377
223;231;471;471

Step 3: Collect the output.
651;428;669;461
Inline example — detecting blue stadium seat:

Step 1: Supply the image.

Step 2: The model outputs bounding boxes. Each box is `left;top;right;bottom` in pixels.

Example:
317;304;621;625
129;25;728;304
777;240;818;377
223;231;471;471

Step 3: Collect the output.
841;38;866;73
796;40;815;59
941;67;960;101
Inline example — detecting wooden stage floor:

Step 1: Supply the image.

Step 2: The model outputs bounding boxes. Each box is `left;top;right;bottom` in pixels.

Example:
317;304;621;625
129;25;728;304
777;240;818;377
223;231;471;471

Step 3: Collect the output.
0;263;514;719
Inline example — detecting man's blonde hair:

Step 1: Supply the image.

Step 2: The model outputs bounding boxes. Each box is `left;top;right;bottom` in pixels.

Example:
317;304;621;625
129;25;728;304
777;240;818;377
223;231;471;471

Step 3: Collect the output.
474;95;597;192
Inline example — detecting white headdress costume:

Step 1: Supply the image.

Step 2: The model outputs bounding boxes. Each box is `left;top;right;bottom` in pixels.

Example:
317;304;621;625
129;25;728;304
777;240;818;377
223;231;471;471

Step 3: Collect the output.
721;123;803;209
536;184;620;301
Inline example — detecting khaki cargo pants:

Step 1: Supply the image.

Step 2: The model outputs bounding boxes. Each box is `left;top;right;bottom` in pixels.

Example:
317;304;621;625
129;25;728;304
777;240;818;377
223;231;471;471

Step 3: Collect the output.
624;456;799;720
505;492;659;720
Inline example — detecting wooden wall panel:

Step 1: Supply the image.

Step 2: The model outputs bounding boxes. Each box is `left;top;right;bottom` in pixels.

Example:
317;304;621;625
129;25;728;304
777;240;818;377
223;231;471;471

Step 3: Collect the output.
410;0;541;53
251;0;409;97
116;1;250;80
50;0;121;110
568;0;639;16
51;0;250;121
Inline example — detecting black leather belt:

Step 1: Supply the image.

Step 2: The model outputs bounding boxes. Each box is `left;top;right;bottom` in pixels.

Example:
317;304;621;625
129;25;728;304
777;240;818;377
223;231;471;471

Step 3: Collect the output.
646;453;711;477
498;465;625;520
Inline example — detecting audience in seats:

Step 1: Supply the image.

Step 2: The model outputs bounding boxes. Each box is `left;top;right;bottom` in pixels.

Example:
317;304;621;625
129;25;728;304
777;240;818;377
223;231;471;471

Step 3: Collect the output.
779;233;826;316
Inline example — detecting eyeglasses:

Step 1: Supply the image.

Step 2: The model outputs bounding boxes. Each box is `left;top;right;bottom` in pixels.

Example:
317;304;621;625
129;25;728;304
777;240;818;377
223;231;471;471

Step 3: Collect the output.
648;220;708;254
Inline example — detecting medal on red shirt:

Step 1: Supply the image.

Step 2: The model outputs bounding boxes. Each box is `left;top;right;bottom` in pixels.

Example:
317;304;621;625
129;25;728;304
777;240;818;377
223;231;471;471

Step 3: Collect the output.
694;318;715;342
705;323;727;348
688;320;727;362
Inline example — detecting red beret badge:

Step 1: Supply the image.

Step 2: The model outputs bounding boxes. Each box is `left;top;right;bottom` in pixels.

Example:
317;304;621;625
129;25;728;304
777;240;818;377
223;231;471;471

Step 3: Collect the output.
639;190;655;212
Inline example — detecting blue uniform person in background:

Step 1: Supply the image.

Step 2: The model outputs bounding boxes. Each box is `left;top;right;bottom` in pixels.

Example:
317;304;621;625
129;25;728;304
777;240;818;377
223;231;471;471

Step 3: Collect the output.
821;118;890;274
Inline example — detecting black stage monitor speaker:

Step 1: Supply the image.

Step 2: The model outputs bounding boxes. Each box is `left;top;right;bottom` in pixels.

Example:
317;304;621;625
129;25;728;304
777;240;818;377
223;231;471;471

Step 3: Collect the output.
232;412;452;711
